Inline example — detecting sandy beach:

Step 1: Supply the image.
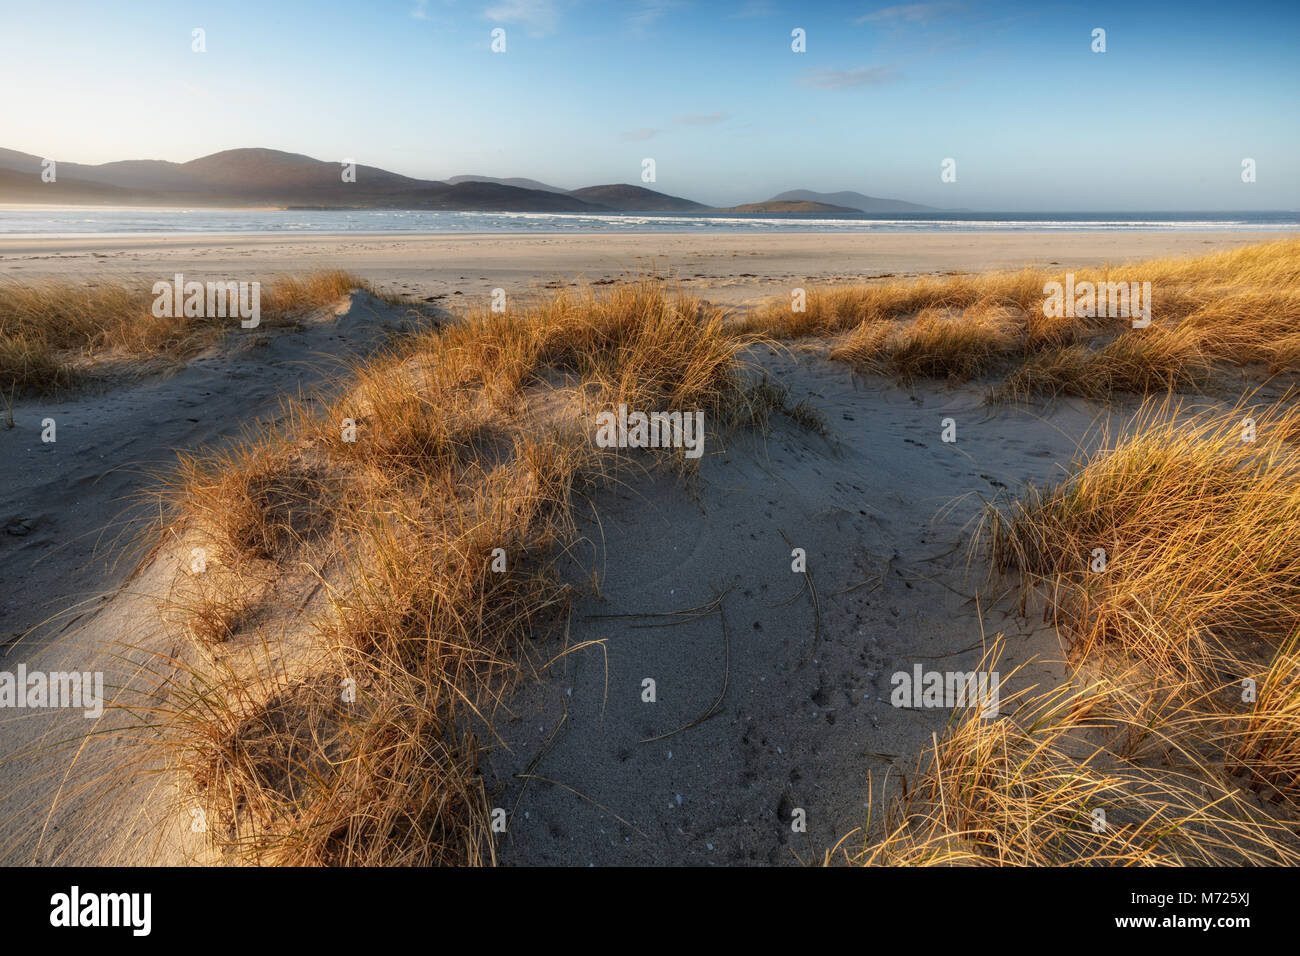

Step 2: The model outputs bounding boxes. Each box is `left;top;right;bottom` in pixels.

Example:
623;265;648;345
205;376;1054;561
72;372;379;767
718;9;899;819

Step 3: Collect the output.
0;231;1283;305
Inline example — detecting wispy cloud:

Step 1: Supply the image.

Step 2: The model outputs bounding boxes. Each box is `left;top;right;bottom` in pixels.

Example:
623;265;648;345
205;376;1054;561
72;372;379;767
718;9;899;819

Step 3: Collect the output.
485;0;559;36
855;2;960;25
620;128;658;141
676;112;728;126
627;0;684;28
799;66;901;89
410;0;431;21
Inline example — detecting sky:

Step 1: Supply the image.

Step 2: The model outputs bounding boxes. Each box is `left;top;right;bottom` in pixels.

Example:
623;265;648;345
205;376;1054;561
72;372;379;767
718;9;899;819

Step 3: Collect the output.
2;0;1297;210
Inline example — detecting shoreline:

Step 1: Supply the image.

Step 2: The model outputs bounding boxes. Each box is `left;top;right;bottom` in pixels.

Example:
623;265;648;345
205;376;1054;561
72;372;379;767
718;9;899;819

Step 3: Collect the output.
2;226;1298;239
3;227;1286;245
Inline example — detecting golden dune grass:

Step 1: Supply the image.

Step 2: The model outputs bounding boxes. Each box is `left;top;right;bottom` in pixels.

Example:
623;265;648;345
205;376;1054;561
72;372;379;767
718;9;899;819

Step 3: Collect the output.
0;270;362;394
839;662;1298;866
743;238;1300;399
842;399;1300;866
131;280;787;865
984;400;1300;801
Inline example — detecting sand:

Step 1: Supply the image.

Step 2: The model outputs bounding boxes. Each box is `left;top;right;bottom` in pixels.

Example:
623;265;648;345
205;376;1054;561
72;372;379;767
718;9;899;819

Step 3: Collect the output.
0;293;418;863
484;349;1095;864
0;230;1283;306
0;229;1289;864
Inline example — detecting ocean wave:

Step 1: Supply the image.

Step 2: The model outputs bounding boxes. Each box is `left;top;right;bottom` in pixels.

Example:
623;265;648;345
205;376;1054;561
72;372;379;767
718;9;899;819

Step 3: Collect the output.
0;206;1295;237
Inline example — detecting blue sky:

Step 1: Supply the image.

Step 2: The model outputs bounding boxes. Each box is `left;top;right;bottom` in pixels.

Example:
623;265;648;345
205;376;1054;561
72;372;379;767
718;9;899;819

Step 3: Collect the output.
2;0;1297;210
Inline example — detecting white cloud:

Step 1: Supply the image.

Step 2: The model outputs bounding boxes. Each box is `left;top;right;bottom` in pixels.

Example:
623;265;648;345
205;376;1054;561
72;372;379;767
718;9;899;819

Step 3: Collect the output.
676;112;728;126
627;0;684;28
620;128;658;141
485;0;560;36
856;3;960;24
799;66;901;89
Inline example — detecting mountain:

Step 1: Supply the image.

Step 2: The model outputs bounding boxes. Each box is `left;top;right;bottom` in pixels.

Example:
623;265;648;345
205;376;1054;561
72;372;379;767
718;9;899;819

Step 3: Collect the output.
0;147;599;212
412;181;595;212
0;148;56;176
567;184;706;212
0;166;131;203
0;147;433;198
720;200;862;215
176;149;434;195
448;174;567;193
0;146;940;215
769;189;939;213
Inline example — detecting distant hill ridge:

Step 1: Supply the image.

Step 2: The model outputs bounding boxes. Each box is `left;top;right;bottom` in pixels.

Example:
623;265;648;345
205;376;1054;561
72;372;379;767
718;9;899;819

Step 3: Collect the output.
567;183;706;212
769;189;938;214
0;146;939;214
721;200;862;215
447;174;567;194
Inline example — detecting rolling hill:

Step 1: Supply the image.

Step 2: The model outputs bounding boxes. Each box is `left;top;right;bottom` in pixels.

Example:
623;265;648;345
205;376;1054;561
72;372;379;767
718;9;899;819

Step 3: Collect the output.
0;167;131;204
0;146;940;215
769;189;939;213
566;184;707;212
0;148;599;212
719;200;862;215
447;174;567;193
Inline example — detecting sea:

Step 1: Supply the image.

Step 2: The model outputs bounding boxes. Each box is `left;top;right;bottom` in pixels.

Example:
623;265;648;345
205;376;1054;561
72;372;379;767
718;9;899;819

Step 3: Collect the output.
0;206;1296;238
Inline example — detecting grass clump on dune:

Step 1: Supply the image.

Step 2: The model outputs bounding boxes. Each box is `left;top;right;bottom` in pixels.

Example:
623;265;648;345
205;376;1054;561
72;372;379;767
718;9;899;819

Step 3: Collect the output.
842;665;1298;866
740;271;1044;339
829;307;1020;385
831;398;1300;866
136;279;782;865
0;269;362;394
985;400;1300;685
984;399;1300;804
757;238;1300;398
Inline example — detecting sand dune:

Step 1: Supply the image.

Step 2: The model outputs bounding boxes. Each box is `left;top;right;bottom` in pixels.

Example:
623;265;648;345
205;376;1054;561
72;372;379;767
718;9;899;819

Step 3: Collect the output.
1;291;1078;864
0;293;418;863
2;235;1297;866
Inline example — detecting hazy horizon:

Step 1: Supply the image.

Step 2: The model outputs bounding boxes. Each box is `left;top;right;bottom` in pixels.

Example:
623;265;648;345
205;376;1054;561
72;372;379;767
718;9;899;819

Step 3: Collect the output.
3;0;1298;212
